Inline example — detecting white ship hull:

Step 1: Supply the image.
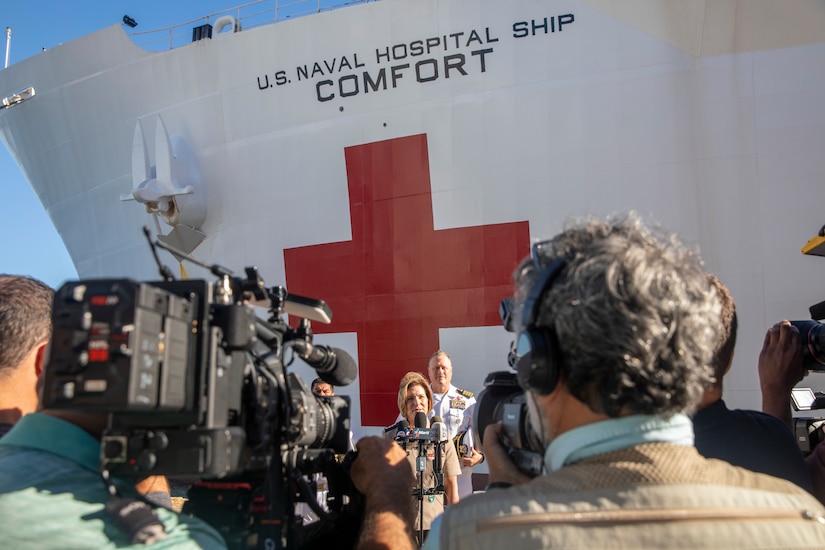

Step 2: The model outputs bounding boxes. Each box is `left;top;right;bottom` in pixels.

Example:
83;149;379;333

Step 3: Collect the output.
3;0;825;434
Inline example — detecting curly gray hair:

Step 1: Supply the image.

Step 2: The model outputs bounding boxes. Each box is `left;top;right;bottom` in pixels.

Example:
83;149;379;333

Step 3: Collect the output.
514;213;720;416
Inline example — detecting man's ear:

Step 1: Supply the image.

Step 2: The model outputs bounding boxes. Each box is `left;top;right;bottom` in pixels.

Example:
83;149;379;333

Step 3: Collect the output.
34;342;48;378
722;351;735;378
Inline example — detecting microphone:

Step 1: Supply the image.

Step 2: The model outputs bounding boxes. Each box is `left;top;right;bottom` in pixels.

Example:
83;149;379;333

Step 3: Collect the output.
430;418;447;442
430;417;447;491
395;419;410;441
414;412;428;429
293;342;357;386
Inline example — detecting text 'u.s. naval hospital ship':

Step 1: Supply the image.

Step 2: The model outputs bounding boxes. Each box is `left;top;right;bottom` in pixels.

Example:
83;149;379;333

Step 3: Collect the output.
3;0;825;438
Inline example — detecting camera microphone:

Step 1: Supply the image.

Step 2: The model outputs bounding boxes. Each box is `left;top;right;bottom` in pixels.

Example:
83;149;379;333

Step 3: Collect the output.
293;342;357;386
394;419;410;445
430;418;447;442
430;417;447;491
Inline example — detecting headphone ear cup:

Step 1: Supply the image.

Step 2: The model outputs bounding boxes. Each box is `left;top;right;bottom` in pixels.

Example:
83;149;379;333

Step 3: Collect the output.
515;327;561;395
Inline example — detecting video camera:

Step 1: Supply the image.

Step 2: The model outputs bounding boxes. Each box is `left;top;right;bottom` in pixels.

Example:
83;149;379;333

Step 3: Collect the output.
471;297;544;477
39;233;362;549
785;299;825;454
790;387;825;453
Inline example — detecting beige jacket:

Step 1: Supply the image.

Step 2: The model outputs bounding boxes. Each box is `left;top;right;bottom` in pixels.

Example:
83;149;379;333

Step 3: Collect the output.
440;443;825;549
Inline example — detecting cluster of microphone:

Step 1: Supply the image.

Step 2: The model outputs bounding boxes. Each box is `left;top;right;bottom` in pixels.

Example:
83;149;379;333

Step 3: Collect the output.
391;412;449;494
393;412;448;444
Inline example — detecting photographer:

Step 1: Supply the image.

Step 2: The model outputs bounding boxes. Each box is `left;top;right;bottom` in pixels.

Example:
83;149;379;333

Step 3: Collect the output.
0;407;226;548
356;213;825;549
692;276;814;493
0;274;177;518
759;319;825;504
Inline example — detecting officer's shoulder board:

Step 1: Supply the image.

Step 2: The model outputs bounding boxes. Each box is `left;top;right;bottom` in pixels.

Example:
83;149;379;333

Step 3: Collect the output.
456;387;474;399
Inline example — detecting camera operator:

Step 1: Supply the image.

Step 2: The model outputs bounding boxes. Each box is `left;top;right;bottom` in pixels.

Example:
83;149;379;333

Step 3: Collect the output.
295;378;357;526
759;319;825;504
0;407;226;547
692;276;814;493
0;274;178;514
355;213;825;549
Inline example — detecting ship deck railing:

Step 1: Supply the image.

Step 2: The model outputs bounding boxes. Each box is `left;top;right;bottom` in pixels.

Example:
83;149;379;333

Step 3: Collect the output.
129;0;376;51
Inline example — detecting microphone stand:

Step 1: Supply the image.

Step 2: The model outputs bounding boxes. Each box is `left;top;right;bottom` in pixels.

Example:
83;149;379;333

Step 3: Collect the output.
415;438;427;546
416;444;446;546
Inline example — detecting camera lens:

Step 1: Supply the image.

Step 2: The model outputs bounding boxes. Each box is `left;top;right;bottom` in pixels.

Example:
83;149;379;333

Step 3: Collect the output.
789;320;825;371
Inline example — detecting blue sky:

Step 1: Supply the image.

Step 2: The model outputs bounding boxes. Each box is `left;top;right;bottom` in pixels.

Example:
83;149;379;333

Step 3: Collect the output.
0;1;267;289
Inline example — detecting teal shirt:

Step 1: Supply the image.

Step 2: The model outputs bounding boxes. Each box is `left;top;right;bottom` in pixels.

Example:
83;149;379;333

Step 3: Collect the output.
0;413;227;549
423;413;694;550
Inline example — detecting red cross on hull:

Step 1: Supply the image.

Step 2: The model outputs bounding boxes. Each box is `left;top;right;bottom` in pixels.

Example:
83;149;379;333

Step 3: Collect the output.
284;134;529;425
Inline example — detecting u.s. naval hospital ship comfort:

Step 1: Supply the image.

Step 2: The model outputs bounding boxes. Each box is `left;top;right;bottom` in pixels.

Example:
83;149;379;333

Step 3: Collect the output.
3;0;825;438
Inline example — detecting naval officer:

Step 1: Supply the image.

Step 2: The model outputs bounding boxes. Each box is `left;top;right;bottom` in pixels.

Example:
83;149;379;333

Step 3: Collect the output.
427;350;484;498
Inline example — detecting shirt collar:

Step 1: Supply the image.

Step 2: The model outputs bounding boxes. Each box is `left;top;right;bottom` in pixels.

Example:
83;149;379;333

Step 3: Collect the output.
0;413;101;472
545;413;695;471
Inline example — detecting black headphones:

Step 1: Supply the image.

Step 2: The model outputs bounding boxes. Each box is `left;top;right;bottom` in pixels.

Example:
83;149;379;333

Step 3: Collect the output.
513;257;566;395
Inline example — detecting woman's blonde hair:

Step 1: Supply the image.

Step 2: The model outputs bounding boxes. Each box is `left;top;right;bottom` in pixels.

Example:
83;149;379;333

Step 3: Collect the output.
397;371;433;418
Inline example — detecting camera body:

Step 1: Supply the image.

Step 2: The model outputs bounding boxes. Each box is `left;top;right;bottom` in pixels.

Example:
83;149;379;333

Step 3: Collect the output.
793;417;825;454
790;386;825;454
43;279;253;477
473;371;544;477
40;274;355;548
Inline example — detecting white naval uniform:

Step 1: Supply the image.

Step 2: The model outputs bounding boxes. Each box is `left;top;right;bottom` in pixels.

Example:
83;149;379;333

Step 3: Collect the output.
431;384;477;498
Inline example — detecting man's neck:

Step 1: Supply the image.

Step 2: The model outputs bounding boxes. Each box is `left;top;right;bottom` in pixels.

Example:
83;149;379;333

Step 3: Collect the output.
698;386;723;411
0;372;38;423
40;410;110;440
0;407;23;426
431;382;449;395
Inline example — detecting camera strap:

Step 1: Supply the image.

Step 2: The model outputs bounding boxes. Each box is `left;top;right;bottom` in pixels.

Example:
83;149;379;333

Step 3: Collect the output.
100;469;168;545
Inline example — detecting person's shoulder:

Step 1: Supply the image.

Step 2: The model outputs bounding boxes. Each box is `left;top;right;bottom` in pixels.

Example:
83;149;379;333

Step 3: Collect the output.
696;400;791;438
727;407;795;435
728;407;783;422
